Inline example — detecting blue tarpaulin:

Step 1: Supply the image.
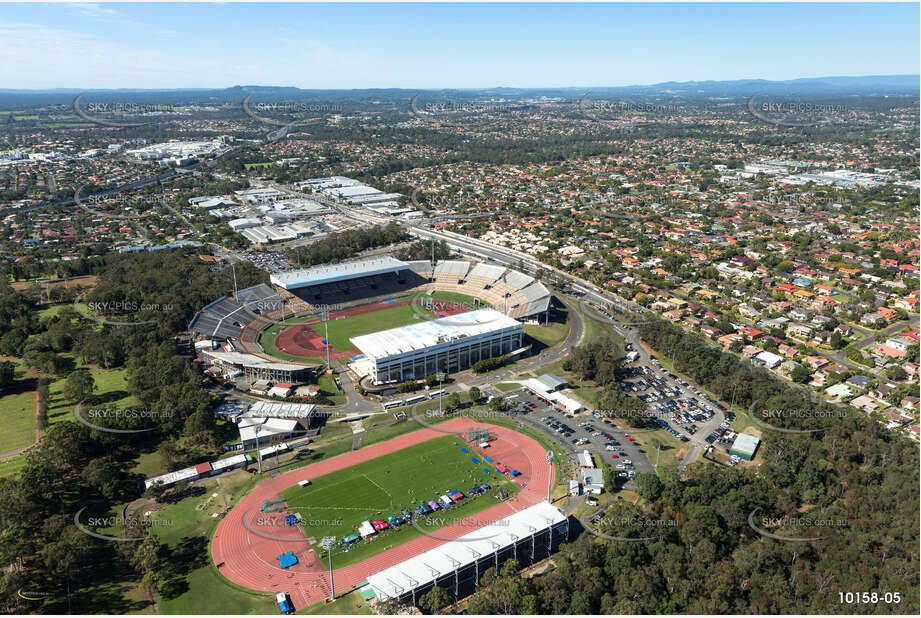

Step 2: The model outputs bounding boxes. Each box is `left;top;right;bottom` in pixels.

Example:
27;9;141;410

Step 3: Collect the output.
459;448;469;454
471;457;479;463
483;468;492;474
484;456;493;462
510;470;521;476
284;514;297;526
277;552;297;569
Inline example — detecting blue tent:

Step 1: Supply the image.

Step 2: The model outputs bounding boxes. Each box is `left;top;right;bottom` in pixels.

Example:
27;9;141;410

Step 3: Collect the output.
484;456;493;462
471;457;480;463
277;552;298;569
460;448;469;454
483;468;492;474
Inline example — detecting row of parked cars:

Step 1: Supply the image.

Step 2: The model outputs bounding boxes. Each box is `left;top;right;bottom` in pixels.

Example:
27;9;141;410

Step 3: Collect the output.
705;412;736;444
541;416;575;438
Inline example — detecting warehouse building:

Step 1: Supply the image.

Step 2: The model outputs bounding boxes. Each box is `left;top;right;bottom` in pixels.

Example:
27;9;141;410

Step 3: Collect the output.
729;433;761;461
365;501;568;605
350;309;523;384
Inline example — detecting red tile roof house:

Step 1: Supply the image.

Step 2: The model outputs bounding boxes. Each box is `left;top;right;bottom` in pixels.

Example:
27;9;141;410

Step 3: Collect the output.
874;345;907;360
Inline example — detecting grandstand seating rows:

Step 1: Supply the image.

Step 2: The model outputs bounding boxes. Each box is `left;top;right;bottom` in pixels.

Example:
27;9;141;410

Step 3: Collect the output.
194;260;552;346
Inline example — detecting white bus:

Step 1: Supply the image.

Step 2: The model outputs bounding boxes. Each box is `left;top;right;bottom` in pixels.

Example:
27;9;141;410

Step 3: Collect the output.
403;394;427;405
383;399;404;410
428;389;446;399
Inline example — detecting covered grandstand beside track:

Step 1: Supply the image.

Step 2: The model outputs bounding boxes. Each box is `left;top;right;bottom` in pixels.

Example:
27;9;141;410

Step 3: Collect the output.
365;501;569;605
350;309;523;384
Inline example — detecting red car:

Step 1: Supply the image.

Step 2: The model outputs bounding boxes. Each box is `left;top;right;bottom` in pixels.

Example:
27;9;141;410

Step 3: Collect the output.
610;454;619;459
628;438;635;442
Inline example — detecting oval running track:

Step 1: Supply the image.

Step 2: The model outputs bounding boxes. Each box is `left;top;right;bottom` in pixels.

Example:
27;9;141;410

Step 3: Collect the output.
211;417;552;610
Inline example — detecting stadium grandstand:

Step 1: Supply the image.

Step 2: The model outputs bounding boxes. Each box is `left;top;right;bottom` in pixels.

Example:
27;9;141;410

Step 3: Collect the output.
365;501;569;605
269;257;427;305
349;309;523;384
189;257;553;355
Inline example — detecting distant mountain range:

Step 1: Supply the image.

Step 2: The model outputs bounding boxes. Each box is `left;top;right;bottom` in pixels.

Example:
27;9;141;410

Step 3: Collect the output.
1;75;916;107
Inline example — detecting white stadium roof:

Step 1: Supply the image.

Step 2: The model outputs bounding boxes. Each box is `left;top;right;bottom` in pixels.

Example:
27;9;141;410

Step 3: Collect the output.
269;256;409;290
350;309;521;360
366;501;566;602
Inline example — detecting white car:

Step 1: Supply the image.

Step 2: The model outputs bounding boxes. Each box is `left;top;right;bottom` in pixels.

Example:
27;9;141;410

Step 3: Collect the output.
623;459;632;465
616;464;626;470
606;445;616;451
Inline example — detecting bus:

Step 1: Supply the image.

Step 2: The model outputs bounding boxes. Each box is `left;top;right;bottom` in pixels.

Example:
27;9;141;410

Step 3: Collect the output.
428;389;446;399
383;399;404;410
403;394;427;405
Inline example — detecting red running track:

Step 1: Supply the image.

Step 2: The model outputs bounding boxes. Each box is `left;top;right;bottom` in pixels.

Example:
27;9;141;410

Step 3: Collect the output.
211;417;551;609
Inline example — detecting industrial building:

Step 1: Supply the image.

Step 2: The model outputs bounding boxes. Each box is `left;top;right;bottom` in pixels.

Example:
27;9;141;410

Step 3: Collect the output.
365;501;568;605
729;433;761;461
350;309;523;384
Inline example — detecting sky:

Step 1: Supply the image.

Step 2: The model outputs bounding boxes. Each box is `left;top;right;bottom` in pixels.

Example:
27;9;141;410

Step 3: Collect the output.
1;2;918;90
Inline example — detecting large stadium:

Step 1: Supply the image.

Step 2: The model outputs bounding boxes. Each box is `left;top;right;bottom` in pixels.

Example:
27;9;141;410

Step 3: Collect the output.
189;256;555;387
191;256;565;610
210;416;567;610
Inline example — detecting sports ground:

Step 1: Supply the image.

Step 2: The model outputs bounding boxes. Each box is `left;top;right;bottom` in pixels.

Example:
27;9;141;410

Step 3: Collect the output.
211;417;551;611
279;435;519;567
261;291;489;362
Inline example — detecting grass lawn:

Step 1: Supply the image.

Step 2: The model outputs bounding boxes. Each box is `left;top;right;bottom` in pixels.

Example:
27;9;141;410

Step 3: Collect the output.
300;588;372;615
280;434;519;568
421;290;489;309
316;372;346;405
524;320;569;349
495;382;521;392
0;390;35;453
47;365;138;426
0;453;28;479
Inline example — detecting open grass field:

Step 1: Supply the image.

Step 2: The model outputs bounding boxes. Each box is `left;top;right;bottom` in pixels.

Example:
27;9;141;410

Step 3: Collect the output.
309;304;425;350
280;434;519;568
0;389;35;453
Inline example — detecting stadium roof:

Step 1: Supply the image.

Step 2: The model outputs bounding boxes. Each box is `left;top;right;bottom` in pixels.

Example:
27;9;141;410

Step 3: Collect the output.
350;309;521;359
366;501;566;602
240;401;317;419
269;256;409;290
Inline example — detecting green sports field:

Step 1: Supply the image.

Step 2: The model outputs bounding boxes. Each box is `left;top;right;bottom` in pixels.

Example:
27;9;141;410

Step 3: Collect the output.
310;303;426;350
279;435;518;568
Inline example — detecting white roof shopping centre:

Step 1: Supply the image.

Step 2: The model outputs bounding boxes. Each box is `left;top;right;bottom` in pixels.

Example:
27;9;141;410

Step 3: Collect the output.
366;501;566;602
269;256;408;290
350;309;521;359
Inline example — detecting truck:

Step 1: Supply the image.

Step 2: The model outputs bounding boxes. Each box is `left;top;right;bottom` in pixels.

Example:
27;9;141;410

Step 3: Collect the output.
276;592;292;614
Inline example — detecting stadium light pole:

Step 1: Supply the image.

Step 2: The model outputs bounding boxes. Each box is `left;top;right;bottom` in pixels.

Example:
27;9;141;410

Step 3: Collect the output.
255;425;263;474
324;309;331;371
437;372;446;416
546;451;553;502
322;536;336;600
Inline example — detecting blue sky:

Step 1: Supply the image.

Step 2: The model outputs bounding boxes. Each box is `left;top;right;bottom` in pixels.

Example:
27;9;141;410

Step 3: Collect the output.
1;2;918;89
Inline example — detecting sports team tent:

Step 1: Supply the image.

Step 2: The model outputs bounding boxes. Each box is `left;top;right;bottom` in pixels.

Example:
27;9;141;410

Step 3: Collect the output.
277;552;298;568
440;494;453;504
510;470;521;476
344;534;360;545
427;500;440;511
284;514;298;526
496;463;509;473
448;490;464;500
358;521;376;538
